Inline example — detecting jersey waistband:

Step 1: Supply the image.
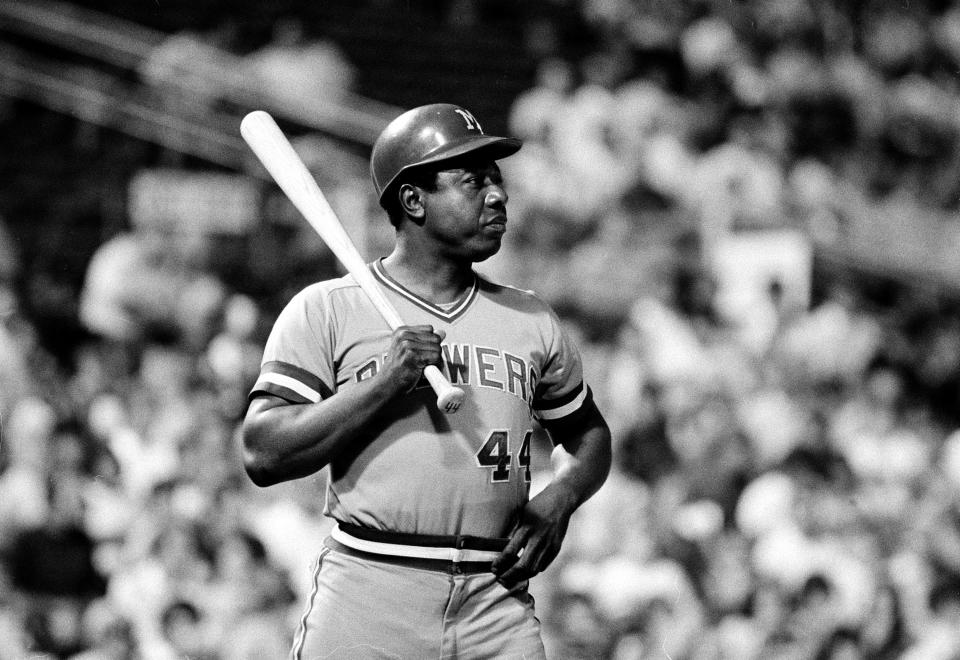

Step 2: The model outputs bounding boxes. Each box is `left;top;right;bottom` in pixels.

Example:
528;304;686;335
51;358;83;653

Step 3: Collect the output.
332;522;507;563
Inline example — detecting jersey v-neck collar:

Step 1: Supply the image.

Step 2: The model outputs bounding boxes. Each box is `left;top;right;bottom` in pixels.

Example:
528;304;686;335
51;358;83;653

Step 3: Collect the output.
372;259;479;323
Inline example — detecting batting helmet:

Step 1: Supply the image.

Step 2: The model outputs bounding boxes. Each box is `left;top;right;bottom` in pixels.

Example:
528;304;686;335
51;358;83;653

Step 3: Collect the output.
370;103;522;205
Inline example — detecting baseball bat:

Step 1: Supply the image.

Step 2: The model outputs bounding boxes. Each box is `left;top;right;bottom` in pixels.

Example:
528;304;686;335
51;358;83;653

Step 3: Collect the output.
240;110;465;414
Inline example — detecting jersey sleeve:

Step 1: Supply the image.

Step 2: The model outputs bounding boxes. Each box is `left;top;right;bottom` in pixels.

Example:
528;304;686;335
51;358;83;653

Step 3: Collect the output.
532;309;593;431
249;285;335;404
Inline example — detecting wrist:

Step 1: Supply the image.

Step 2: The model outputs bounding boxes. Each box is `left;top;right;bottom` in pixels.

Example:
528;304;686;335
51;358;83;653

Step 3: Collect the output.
546;478;581;515
373;365;420;399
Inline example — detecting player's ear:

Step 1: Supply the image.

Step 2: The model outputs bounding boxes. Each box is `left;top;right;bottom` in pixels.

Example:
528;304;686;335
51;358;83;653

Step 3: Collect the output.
399;183;426;222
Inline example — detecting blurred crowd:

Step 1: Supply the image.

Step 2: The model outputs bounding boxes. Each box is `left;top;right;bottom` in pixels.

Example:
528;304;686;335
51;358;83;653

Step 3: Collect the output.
502;1;960;658
534;268;960;659
0;221;326;658
5;0;960;659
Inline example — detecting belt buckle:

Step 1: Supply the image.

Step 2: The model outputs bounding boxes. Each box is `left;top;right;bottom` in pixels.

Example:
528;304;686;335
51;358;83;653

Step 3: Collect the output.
453;535;467;562
451;541;466;574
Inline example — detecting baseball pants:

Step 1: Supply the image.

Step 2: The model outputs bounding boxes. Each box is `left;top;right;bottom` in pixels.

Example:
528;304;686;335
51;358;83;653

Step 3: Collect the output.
289;534;547;659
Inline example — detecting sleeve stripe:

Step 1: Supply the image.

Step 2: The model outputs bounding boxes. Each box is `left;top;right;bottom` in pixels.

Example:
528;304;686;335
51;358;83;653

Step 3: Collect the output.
536;380;584;411
250;381;313;404
536;384;589;420
252;373;323;403
261;360;331;397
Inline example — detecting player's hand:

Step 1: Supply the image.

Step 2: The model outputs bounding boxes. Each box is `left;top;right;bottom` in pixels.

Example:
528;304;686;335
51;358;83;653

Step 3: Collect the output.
492;484;577;588
382;325;446;394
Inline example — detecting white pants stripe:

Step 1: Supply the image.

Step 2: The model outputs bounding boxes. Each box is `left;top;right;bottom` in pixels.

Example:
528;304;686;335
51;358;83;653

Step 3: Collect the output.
290;548;328;660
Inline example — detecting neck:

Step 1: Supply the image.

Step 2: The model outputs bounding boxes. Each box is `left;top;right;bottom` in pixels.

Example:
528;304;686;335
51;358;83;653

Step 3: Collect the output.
382;242;475;304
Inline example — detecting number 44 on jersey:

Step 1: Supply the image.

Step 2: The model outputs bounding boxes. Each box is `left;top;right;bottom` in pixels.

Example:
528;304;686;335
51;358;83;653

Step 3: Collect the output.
476;430;532;483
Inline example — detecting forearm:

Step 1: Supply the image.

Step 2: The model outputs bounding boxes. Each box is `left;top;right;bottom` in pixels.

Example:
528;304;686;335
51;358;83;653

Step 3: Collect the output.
545;407;612;512
241;375;403;486
493;406;612;584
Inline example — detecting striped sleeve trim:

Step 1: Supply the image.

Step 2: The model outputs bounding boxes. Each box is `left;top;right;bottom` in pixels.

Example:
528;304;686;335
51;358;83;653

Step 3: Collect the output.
535;381;590;421
249;361;332;404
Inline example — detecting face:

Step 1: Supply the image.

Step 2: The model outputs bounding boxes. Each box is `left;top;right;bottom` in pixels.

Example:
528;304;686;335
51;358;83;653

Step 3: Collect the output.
414;157;509;262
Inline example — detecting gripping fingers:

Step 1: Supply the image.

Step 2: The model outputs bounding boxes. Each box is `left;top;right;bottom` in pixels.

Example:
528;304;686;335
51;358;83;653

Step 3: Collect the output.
494;526;564;587
494;529;537;586
388;326;446;390
397;327;444;362
495;552;536;587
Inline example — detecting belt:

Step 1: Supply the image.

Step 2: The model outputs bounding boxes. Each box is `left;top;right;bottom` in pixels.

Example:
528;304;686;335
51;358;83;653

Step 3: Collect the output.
329;522;509;574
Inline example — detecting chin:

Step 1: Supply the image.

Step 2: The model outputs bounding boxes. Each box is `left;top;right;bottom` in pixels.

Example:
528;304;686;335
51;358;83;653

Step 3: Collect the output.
467;242;502;263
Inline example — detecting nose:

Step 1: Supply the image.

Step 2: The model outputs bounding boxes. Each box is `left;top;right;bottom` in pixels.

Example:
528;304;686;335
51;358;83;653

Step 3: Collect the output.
485;184;507;208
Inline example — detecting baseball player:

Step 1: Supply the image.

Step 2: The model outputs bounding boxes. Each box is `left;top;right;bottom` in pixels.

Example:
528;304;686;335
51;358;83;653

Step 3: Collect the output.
241;103;612;659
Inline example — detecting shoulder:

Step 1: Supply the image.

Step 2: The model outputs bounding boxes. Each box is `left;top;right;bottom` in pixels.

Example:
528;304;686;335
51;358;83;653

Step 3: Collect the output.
475;273;555;315
287;273;362;307
270;275;363;332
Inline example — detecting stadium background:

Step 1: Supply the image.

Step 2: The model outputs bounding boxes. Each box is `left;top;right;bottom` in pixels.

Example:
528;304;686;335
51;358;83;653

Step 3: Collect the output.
3;0;960;658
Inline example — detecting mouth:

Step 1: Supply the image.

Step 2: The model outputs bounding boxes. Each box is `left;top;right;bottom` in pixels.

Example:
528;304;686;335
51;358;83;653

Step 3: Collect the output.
484;215;507;233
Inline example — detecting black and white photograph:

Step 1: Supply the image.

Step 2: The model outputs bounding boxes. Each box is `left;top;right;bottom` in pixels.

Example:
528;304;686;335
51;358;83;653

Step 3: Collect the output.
2;1;960;658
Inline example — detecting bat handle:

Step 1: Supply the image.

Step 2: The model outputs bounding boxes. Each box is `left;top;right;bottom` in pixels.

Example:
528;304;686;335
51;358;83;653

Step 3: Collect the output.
423;365;465;414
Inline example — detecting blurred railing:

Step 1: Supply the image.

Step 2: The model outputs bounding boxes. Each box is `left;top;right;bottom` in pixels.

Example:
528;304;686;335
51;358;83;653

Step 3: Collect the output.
0;0;400;169
0;44;251;169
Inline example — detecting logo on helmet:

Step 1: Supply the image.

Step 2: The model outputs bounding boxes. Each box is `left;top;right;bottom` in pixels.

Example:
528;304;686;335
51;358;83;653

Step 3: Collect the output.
454;108;483;133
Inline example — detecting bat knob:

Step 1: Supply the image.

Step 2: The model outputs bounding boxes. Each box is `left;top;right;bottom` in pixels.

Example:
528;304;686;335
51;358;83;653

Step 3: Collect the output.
422;365;464;414
437;386;465;414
